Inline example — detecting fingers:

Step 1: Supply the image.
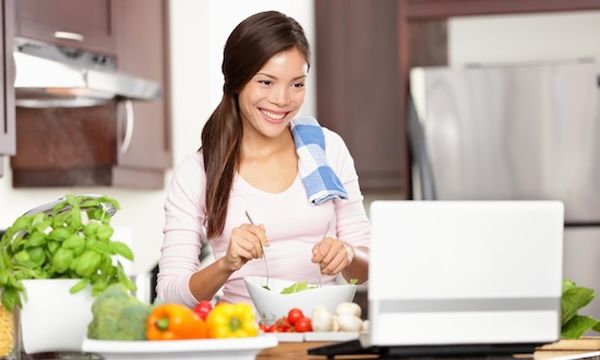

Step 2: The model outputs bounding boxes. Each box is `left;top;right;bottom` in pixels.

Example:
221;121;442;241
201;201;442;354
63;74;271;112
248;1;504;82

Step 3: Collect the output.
257;224;269;247
312;238;351;275
232;225;264;258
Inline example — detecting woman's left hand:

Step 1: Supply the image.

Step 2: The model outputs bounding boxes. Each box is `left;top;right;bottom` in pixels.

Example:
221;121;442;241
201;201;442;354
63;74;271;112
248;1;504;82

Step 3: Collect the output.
311;237;354;276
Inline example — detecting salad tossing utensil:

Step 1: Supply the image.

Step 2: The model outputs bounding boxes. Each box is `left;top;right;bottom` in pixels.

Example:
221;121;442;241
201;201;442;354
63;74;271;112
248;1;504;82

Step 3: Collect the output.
244;210;270;290
318;220;331;288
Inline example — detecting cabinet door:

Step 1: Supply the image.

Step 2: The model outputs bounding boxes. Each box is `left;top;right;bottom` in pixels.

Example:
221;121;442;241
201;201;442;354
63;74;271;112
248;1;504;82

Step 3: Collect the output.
0;0;16;163
15;0;116;55
315;0;409;194
113;0;171;171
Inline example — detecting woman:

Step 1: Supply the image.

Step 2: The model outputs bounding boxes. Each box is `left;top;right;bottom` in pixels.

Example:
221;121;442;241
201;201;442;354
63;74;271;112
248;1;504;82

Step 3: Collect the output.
157;11;370;307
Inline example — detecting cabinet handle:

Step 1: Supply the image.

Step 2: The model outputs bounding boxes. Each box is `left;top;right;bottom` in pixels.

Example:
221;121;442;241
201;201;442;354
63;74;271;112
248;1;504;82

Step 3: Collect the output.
120;100;135;155
53;31;85;42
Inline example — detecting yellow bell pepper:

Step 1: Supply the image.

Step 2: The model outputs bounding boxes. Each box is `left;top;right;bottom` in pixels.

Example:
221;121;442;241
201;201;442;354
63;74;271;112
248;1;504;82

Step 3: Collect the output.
206;303;258;338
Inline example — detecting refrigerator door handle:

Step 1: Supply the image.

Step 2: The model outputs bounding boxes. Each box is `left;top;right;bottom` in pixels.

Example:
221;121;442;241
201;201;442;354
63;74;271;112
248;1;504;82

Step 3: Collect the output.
408;94;437;200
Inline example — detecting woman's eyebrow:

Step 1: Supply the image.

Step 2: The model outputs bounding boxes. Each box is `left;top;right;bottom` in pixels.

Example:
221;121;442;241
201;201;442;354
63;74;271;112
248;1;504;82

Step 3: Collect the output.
256;72;307;81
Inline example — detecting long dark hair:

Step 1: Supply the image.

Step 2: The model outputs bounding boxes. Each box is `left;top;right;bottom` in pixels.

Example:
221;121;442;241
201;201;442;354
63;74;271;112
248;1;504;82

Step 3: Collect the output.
201;11;310;239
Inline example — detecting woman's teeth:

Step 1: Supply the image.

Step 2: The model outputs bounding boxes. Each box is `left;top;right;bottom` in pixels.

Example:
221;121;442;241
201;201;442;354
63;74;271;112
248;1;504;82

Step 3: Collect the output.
261;109;286;120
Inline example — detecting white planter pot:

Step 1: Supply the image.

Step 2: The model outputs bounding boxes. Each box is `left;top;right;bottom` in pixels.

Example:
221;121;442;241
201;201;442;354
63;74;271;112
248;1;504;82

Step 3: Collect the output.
20;279;93;354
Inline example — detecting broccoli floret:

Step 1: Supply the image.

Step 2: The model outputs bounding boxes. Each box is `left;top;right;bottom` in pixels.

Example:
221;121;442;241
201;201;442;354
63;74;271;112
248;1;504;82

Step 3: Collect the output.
87;284;152;340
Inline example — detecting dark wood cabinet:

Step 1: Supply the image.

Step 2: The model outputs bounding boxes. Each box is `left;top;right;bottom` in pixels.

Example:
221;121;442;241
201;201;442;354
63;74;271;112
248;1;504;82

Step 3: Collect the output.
11;0;171;188
113;0;171;173
316;0;411;195
15;0;116;55
0;0;16;178
316;0;600;197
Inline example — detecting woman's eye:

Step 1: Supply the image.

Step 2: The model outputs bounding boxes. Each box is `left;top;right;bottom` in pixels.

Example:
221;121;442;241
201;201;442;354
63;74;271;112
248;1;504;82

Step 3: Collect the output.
293;82;305;89
258;80;272;86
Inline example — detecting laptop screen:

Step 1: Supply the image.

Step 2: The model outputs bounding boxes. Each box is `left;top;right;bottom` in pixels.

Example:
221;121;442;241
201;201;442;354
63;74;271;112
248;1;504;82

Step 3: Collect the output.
367;201;564;346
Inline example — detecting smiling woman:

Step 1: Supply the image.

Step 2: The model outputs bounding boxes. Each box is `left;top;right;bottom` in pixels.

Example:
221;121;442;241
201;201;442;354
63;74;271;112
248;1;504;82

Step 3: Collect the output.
157;11;370;310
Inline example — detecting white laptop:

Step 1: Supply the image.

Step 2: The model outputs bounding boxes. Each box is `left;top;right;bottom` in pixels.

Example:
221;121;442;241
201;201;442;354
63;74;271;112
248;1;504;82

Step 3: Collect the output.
362;200;564;350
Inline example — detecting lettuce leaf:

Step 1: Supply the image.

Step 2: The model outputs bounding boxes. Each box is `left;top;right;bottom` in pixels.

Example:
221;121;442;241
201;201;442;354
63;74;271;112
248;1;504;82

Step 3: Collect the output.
280;281;316;294
560;280;598;339
562;315;598;339
561;284;595;326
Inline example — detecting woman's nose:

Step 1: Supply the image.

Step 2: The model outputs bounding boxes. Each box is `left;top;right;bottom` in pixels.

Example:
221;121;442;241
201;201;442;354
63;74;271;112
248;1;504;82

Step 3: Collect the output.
268;86;291;107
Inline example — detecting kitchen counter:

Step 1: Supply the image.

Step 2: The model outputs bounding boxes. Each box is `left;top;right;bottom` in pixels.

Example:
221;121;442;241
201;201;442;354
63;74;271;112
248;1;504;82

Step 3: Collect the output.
258;341;377;359
257;342;523;360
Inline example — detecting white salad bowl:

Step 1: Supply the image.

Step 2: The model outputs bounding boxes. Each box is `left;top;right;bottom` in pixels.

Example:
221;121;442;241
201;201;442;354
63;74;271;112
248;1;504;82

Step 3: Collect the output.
243;276;356;324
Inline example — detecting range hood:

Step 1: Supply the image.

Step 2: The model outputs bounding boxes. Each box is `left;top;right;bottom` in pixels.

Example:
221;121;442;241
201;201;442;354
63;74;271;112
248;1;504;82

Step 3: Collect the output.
14;37;161;108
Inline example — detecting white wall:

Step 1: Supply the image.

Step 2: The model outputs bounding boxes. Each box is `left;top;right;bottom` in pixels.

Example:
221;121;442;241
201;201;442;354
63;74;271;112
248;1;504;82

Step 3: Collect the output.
449;10;600;66
0;0;315;275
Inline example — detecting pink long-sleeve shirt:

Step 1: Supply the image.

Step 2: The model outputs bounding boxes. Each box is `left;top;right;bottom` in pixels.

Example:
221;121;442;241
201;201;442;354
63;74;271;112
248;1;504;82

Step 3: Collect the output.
157;128;370;307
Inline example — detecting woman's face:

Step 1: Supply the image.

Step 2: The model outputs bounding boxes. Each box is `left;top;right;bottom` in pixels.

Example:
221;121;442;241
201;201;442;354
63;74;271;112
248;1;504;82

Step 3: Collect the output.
238;47;308;139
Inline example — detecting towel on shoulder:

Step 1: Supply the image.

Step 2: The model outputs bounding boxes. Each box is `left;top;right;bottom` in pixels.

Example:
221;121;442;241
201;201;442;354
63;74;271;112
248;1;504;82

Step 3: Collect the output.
290;116;348;205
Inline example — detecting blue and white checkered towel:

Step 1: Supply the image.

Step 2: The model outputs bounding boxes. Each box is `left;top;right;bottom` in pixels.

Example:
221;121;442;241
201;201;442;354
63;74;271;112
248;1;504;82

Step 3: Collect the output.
290;116;348;205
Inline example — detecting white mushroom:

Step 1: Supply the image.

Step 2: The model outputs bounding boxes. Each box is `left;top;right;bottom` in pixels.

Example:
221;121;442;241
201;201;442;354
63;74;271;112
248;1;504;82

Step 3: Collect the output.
335;302;361;318
337;313;363;332
361;319;369;333
331;315;340;332
311;306;333;332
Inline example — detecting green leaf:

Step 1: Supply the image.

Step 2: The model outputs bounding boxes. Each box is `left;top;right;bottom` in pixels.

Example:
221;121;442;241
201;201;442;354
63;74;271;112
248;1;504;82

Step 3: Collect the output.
562;315;598;339
349;278;359;285
90;241;111;255
66;194;78;207
116;265;136;292
25;231;47;247
563;279;577;294
561;286;595;326
281;281;314;294
12;215;33;232
96;224;113;242
69;205;81;229
69;278;89;294
48;227;72;242
75;251;102;277
52;248;74;273
63;233;85;249
110;241;134;261
46;240;60;254
1;286;21;312
84;222;101;236
80;199;100;208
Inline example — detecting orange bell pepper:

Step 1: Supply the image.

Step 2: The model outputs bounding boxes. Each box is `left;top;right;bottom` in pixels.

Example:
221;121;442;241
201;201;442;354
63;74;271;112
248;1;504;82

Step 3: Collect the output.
146;303;207;340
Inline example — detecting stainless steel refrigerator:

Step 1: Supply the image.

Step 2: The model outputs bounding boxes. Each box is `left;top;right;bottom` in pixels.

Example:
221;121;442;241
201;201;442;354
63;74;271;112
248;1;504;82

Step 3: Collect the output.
409;60;600;319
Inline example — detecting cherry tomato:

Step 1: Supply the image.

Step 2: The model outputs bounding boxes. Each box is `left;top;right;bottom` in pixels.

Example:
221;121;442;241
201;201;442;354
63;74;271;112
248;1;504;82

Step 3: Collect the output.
287;308;304;326
259;322;276;333
294;317;312;332
193;300;213;320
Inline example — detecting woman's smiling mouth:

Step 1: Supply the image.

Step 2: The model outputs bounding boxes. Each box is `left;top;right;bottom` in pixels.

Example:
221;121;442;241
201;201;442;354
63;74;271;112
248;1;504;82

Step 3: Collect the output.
260;108;289;123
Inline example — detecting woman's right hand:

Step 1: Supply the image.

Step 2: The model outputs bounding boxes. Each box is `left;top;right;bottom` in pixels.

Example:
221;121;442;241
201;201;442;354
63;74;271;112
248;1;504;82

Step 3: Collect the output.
222;223;268;271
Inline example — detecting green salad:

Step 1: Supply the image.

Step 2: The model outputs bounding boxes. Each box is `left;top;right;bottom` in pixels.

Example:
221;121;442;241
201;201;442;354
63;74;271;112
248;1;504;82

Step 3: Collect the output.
275;278;359;294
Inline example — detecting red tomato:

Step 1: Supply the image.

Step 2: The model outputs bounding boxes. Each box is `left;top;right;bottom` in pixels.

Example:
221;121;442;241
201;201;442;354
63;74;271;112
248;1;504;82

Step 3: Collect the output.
294;317;312;332
287;308;304;326
274;317;293;332
193;300;213;320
